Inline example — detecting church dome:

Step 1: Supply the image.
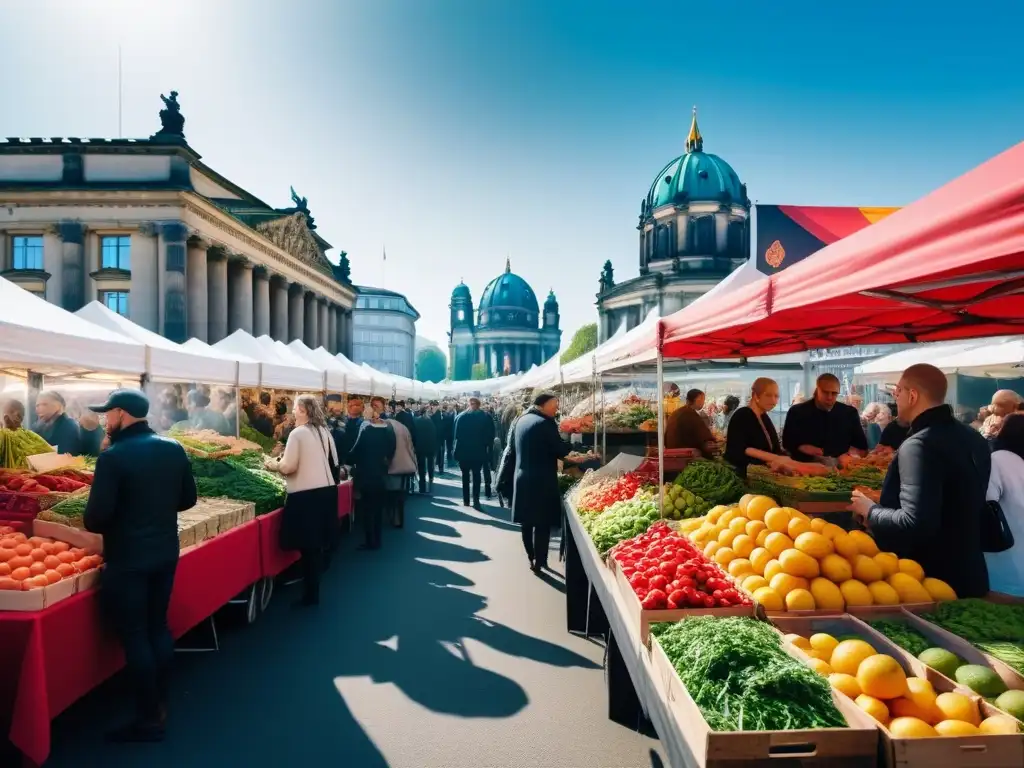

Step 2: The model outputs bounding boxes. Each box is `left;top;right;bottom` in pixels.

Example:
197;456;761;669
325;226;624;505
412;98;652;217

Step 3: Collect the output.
644;108;746;214
451;281;472;301
477;258;540;329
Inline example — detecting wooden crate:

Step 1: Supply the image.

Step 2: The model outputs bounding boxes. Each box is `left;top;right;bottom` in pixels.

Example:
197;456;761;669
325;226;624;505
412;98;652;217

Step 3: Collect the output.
846;602;936;619
650;635;879;766
609;556;755;646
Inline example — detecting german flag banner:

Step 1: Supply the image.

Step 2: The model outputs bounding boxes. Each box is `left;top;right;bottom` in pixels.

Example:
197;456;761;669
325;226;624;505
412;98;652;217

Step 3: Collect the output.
755;205;899;275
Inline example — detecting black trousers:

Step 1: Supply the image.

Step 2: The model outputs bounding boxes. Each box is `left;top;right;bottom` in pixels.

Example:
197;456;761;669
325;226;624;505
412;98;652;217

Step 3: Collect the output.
435;444;446;472
482;452;492;493
460;461;482;505
522;524;551;568
444;436;453;464
298;547;323;603
101;562;177;721
417;452;434;492
359;486;386;548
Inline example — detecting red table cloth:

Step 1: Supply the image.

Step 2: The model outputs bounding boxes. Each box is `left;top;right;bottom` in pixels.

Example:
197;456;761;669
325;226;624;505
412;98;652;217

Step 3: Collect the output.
338;479;352;519
257;508;300;577
0;518;261;766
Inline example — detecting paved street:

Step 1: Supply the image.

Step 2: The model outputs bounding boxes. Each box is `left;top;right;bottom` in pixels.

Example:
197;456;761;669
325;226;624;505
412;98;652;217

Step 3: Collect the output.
46;471;662;767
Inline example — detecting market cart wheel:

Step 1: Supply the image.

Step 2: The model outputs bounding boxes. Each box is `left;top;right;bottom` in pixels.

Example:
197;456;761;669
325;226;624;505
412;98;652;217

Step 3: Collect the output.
244;583;259;625
259;576;274;612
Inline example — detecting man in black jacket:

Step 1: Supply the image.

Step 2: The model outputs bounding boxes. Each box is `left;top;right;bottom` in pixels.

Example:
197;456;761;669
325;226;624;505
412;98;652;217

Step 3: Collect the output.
453;398;493;509
849;364;989;598
84;390;198;742
412;407;438;493
441;406;456;469
782;373;867;463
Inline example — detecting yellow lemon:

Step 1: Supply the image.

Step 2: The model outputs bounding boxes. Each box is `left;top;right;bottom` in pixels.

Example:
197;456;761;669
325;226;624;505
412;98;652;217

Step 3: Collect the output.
763;559;784;582
807;658;832;676
780;548;821;579
934;692;980;726
787;507;809;521
889;717;938;738
785;588;816;611
855;694;890;724
820;553;854;583
829;673;862;699
852;554;884;584
831;639;877;675
934;720;980;736
770;572;809;599
857;654;909;699
794;531;834;559
921;577;957;602
788;516;813;539
718;528;739;547
749;547;772;575
810;577;846;611
810;633;839;657
806;648;831;662
810;517;827;533
745;520;767;540
765;532;794;558
728;558;754;578
731;534;755;559
745;496;777;521
714;547;737;567
903;678;941;723
839;579;874;607
979;715;1020;734
888;573;932;603
706;505;727;523
753;586;783;611
703;541;722;559
755;529;771;547
741;574;769;593
784;633;812;650
833;532;861;560
737;494;757;514
821;522;846;540
874;552;899;578
868;581;901;606
890;696;940;724
764;507;791;533
849;530;880;557
897;559;925;581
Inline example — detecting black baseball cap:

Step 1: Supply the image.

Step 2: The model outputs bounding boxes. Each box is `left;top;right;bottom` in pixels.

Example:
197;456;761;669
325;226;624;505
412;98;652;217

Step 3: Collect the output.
88;389;150;419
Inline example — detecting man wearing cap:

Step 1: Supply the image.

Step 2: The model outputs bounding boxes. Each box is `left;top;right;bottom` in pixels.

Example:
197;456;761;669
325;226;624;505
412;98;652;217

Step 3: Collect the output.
83;389;198;743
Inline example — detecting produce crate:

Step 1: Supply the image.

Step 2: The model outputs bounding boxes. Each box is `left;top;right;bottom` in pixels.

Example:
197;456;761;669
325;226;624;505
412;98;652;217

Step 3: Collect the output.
900;606;1024;693
0;573;77;611
649;633;879;767
845;602;935;619
609;556;753;646
772;615;1024;768
32;518;103;554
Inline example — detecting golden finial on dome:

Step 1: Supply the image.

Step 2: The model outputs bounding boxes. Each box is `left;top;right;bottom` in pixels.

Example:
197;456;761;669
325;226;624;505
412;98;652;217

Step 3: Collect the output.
686;105;703;153
505;255;511;273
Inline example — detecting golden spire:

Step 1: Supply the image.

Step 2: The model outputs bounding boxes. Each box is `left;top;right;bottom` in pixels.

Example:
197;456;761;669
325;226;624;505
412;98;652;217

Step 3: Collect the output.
686;105;703;153
505;254;511;273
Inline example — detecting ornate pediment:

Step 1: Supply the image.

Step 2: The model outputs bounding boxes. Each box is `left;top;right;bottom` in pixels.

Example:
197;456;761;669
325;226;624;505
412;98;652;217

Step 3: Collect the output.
256;213;333;276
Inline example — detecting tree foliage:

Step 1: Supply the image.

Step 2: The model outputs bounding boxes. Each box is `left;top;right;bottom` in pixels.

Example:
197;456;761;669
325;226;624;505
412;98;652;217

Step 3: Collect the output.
415;347;447;383
471;363;488;380
560;323;598;364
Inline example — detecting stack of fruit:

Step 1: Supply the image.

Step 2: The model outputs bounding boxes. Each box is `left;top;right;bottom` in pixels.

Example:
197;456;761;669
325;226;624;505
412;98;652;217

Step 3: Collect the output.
785;630;1020;737
686;494;957;612
659;483;710;520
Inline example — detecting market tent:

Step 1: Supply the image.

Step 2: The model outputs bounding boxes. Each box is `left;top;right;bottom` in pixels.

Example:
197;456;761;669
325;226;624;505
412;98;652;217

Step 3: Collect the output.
660;139;1024;359
212;330;324;391
0;276;145;375
287;341;374;393
855;336;1024;383
505;353;563;393
181;339;261;386
596;308;661;373
561;323;629;385
75;301;241;385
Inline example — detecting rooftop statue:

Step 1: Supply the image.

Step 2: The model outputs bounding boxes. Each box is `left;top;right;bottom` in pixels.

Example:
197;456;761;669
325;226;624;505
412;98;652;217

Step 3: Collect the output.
154;91;185;138
288;185;316;229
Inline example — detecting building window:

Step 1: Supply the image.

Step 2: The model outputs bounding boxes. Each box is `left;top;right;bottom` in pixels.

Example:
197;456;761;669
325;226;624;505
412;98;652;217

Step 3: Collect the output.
457;309;465;321
101;290;129;316
11;236;44;271
101;235;131;270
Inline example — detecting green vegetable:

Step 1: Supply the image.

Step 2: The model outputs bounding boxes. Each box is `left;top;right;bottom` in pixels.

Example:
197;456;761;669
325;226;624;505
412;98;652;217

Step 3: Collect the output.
240;425;276;453
48;494;89;518
652;617;847;732
0;428;55;469
189;454;285;514
975;641;1024;676
675;460;744;505
954;664;1007;697
585;499;660;554
926;599;1024;675
868;619;932;657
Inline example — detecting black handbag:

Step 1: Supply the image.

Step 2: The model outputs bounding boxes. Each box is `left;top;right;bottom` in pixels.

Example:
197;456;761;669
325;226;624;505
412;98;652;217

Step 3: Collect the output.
318;428;341;486
972;455;1014;553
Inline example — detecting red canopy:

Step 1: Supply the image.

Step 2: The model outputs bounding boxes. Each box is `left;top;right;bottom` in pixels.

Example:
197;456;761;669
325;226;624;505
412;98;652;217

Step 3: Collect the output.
660;140;1024;360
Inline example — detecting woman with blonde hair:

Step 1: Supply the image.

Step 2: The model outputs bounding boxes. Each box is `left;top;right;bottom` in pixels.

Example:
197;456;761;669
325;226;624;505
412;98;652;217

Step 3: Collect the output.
264;394;339;607
724;377;787;477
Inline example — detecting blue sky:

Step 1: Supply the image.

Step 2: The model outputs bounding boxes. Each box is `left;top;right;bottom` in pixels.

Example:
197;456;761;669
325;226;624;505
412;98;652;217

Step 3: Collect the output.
2;0;1022;352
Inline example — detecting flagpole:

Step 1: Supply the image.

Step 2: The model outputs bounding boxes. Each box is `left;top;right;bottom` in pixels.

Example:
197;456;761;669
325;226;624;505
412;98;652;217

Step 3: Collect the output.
381;244;387;287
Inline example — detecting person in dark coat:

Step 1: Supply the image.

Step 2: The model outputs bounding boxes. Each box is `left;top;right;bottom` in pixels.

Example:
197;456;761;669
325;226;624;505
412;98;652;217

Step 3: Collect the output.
666;388;716;457
441;407;455;468
32;390;83;455
337;398;364;464
83;389;197;742
849;364;990;598
412;407;438;493
392;400;416;436
782;373;867;463
510;393;582;573
453;397;494;509
429;402;445;472
348;402;396;550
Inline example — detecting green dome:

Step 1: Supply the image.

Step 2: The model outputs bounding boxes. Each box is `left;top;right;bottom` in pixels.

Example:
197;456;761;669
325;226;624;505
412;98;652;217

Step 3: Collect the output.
451;281;471;300
478;259;539;329
643;109;746;214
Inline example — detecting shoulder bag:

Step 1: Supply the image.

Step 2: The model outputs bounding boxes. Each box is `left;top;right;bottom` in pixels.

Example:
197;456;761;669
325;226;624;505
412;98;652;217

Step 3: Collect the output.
317;427;341;486
971;453;1014;553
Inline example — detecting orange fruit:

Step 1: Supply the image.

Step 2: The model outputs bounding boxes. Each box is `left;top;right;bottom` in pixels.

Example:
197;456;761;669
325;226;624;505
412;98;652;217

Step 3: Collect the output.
29;548;47;562
857;654;908;700
28;561;46;576
0;548;14;562
42;555;61;570
51;541;69;553
889;717;938;738
57;551;76;564
829;673;862;699
7;555;32;570
43;569;61;585
14;543;32;557
10;566;31;581
831;639;877;675
55;563;76;578
855;694;890;724
0;577;20;590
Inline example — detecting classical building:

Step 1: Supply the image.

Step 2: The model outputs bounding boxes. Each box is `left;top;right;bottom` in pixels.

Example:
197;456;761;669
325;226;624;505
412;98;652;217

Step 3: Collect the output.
596;108;750;341
0;91;355;354
448;259;561;379
351;286;419;378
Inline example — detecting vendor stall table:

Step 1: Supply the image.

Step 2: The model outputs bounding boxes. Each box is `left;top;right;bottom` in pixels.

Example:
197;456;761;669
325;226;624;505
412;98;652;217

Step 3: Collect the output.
0;518;262;766
563;503;697;768
258;480;353;578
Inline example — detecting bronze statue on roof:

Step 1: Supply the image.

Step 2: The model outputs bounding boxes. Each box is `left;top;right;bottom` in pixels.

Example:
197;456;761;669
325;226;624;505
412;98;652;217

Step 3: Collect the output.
287;185;316;229
153;91;185;139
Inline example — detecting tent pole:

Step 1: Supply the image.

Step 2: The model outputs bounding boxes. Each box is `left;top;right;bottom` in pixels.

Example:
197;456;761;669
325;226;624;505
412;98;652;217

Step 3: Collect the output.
599;370;606;462
657;349;665;518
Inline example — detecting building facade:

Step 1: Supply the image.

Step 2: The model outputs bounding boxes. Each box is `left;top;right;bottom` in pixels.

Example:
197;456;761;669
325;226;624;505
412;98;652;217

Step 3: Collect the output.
351;286;419;377
596;108;750;341
0;92;356;354
448;259;561;380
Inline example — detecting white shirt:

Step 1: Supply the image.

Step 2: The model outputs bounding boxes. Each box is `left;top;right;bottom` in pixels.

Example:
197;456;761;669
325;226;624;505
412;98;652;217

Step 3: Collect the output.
985;450;1024;596
276;424;338;493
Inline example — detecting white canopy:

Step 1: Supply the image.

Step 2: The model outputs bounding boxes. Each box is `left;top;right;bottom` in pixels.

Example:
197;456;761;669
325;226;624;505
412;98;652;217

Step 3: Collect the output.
504;353;563;392
181;339;261;386
0;277;145;375
213;330;324;390
855;337;1024;383
75;301;242;385
287;340;369;393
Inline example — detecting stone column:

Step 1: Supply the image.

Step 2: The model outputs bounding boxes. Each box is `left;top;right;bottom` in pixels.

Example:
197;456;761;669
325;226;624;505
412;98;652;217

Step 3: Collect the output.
160;222;188;342
335;308;346;357
345;309;354;358
228;258;254;335
327;305;337;354
252;267;271;337
207;248;229;343
317;299;329;351
303;292;319;348
56;220;87;312
269;275;289;341
288;284;305;342
186;237;209;342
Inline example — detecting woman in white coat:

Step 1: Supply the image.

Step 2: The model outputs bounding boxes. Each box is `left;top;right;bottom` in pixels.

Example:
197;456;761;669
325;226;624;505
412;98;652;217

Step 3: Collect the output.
986;412;1024;598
